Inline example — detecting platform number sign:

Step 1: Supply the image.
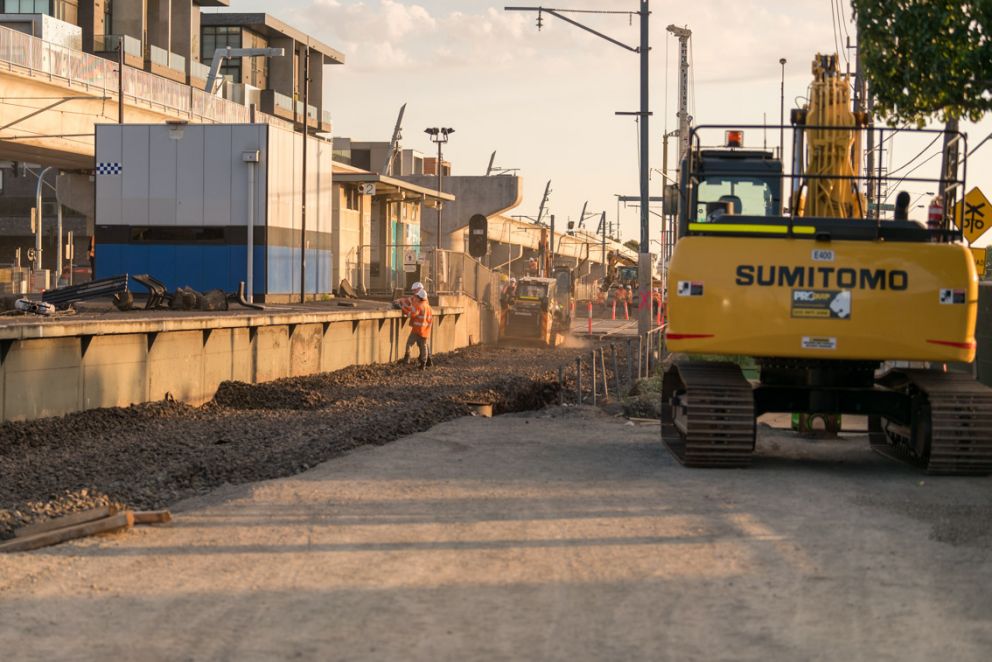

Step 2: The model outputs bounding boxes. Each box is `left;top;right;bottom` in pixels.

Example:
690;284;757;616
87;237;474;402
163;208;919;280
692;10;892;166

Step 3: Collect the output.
953;187;992;245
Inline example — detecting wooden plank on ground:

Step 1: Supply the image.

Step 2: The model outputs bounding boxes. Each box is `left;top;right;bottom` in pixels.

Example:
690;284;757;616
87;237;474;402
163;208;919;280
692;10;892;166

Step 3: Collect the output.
133;511;172;525
13;506;116;538
0;511;134;554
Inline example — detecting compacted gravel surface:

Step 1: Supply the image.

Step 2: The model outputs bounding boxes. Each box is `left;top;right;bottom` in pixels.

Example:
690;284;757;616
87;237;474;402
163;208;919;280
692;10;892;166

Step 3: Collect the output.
0;345;586;538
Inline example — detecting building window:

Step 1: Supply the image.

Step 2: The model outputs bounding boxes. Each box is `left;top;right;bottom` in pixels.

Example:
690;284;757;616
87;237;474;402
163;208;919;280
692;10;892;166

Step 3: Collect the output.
3;0;50;13
201;26;242;82
345;187;360;211
242;29;269;88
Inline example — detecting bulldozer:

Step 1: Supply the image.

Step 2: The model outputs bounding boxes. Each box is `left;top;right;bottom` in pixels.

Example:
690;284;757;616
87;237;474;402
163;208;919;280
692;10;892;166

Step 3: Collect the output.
499;276;567;348
661;54;992;474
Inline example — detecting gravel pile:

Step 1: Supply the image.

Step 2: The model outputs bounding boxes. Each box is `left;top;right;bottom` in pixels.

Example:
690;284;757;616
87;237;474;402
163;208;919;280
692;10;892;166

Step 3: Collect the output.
0;344;583;538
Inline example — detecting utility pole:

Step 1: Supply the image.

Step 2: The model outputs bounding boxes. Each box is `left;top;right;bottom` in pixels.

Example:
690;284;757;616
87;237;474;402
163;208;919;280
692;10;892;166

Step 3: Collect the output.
299;47;310;303
118;38;124;124
506;2;653;335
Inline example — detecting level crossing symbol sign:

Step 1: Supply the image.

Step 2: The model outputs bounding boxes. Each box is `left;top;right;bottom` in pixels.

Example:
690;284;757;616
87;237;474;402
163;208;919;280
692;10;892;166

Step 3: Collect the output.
953;187;992;245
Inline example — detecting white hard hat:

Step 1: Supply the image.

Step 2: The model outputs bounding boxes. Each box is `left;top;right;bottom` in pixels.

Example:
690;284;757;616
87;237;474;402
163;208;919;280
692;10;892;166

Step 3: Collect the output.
411;281;424;292
509;277;517;284
416;289;428;300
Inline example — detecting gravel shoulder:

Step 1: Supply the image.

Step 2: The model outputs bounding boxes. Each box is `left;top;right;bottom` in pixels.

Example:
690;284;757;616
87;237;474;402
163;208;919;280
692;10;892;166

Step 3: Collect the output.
1;407;990;661
0;344;583;537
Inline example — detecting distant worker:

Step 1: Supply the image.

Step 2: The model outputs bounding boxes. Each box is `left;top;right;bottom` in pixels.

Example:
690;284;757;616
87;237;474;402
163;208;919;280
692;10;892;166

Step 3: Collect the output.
527;257;539;277
402;288;434;369
500;277;518;309
393;281;424;312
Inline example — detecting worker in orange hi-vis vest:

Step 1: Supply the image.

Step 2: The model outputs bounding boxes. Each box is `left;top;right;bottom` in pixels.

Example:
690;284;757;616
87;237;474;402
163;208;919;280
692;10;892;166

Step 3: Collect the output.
393;281;424;314
402;289;434;369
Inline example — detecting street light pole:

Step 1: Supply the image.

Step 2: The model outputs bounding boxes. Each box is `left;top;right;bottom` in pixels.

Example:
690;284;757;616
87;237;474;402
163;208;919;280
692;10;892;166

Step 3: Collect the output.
505;1;653;335
426;127;454;294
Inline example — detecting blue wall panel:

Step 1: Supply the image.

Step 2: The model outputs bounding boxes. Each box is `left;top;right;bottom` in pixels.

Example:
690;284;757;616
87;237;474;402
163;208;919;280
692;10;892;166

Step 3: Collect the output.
97;243;268;294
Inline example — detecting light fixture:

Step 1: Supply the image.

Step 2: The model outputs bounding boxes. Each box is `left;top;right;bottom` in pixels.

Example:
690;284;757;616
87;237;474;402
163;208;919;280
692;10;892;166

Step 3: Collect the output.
167;120;188;141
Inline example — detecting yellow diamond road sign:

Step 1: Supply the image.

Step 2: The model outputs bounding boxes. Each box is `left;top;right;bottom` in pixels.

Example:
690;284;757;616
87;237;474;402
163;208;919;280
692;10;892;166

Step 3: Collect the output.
953;187;992;244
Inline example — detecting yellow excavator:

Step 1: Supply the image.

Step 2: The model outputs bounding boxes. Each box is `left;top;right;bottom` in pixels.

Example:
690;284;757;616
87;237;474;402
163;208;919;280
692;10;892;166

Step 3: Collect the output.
662;54;991;474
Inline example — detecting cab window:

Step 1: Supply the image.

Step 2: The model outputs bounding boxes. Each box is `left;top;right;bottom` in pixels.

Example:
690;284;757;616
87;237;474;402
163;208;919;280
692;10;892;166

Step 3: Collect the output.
695;177;775;220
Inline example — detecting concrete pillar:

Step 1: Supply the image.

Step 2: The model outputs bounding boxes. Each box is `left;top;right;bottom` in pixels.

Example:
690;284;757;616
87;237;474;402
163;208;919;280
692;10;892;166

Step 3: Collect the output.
113;0;148;43
308;52;324;121
79;0;109;53
147;0;172;51
170;0;198;65
268;36;296;99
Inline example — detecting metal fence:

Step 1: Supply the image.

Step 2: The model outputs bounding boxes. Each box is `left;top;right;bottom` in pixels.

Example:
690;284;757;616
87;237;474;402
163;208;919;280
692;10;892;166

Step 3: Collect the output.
553;327;666;407
431;249;500;309
0;25;254;126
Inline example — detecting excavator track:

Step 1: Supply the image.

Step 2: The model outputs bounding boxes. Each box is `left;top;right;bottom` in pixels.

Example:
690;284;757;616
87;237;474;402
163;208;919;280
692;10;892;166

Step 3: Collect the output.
870;370;992;475
660;362;756;468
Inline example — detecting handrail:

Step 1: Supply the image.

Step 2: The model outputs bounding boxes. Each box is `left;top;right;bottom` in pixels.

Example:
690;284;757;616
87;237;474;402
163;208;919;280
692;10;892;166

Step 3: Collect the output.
0;24;255;126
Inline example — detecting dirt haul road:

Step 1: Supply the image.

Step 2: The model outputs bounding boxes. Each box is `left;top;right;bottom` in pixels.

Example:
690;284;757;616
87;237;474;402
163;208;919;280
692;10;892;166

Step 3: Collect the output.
2;407;991;661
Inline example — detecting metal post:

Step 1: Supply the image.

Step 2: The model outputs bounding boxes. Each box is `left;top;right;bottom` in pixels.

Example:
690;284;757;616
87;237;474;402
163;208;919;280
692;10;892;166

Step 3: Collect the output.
600;348;609;401
56;189;62;286
779;57;786;212
299;47;310;303
118;38;124;124
34;166;52;274
436;137;443;291
246;159;256;303
626;337;633;388
591;350;597;406
611;344;621;396
558;365;564;405
637;0;652;338
576;356;583;404
66;230;73;286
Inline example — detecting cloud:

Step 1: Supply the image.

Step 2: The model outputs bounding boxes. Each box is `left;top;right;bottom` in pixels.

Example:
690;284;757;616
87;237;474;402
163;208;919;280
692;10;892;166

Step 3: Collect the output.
292;1;638;73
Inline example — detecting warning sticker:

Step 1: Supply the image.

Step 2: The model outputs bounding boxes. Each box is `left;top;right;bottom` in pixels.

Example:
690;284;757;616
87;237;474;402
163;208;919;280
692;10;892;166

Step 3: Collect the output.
791;289;851;319
939;289;966;305
802;336;837;350
677;281;704;297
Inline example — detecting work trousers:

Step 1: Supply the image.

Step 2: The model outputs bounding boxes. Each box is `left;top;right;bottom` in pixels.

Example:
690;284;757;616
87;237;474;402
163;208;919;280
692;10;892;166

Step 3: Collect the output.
404;333;430;366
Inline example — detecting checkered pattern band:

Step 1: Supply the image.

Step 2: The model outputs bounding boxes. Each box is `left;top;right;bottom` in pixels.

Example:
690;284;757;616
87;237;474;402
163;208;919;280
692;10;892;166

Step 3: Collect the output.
96;162;122;175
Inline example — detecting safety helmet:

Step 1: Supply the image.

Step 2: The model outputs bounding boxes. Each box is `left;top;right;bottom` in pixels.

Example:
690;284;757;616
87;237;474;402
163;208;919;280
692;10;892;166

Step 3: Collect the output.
509;277;517;284
410;281;424;293
416;289;428;300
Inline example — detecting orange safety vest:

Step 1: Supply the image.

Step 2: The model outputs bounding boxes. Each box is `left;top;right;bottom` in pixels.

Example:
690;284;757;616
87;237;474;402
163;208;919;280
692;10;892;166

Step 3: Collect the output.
410;299;433;338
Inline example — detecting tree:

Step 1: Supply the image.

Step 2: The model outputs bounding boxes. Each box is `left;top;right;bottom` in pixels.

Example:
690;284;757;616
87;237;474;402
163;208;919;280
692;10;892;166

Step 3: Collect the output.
624;239;640;252
853;1;992;125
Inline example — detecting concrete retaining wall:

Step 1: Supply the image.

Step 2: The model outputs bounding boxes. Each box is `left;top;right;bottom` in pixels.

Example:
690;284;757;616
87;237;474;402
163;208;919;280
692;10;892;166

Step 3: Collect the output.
0;295;497;422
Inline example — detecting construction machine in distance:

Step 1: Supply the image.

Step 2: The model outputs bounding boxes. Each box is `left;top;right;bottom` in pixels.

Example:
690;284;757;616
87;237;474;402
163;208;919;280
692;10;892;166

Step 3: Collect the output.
661;53;992;474
499;276;568;348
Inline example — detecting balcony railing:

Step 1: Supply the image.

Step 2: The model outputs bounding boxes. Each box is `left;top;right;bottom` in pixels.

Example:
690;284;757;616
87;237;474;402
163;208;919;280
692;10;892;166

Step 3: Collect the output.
0;24;267;126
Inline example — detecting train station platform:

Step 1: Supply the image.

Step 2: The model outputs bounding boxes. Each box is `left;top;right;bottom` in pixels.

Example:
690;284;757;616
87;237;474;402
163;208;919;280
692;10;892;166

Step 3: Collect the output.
0;294;495;423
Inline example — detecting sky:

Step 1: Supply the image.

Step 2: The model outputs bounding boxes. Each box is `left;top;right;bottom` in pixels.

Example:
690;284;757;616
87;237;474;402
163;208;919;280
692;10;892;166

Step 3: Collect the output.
205;0;992;247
